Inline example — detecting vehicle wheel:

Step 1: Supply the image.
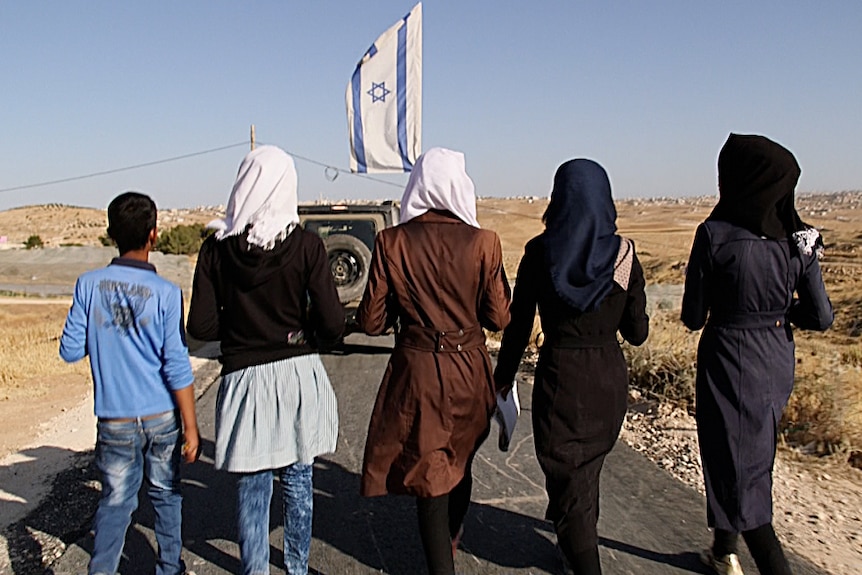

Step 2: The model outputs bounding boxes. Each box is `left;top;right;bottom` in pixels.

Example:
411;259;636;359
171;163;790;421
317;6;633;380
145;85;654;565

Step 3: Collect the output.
324;234;372;303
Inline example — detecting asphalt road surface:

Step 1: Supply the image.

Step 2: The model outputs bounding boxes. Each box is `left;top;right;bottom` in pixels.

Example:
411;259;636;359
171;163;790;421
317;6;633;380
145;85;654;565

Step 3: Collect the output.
52;334;823;574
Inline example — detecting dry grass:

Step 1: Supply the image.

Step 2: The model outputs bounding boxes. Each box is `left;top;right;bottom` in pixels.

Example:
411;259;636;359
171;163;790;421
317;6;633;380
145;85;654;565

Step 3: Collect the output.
0;303;90;399
622;309;699;406
841;344;862;368
619;307;862;457
479;194;862;460
1;196;860;461
783;335;862;454
0;204;220;248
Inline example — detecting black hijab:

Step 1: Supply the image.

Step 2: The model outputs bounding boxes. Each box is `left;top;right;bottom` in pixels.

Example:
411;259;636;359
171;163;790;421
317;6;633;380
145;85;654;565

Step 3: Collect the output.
709;133;807;239
542;159;621;312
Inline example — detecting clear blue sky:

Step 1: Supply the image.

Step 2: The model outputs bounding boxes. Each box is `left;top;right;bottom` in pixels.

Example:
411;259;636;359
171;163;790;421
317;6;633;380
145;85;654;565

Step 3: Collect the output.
2;1;861;212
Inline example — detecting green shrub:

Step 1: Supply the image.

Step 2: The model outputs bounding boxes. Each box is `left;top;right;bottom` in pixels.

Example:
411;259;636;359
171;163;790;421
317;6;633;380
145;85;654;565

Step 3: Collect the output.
24;235;44;249
98;234;115;247
155;223;211;255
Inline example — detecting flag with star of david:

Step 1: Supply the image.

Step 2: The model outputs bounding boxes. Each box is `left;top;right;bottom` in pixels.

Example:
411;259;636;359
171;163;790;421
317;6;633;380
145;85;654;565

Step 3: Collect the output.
346;2;422;173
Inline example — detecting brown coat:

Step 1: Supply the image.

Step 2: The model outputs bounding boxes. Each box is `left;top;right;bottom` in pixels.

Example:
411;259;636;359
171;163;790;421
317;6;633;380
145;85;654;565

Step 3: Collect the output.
357;210;511;498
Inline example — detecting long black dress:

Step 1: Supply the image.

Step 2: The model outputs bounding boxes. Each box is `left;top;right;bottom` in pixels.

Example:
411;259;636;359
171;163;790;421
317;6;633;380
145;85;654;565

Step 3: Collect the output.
681;220;832;532
495;236;649;553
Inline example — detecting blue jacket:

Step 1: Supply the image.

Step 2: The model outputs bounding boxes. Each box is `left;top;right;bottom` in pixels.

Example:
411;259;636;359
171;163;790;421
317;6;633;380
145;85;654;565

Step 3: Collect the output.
60;258;194;418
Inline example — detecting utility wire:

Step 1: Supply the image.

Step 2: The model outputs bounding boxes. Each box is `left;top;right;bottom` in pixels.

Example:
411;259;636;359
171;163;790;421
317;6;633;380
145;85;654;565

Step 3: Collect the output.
0;140;407;194
269;144;405;190
0;138;692;252
0;141;250;194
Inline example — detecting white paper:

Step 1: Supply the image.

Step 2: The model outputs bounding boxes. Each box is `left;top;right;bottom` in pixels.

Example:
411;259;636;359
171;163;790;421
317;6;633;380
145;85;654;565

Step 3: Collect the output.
494;384;521;452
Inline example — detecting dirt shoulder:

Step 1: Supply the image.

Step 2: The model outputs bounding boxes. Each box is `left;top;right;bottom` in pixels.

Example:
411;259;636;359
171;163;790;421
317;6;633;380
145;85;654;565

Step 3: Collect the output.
620;398;862;575
0;356;218;573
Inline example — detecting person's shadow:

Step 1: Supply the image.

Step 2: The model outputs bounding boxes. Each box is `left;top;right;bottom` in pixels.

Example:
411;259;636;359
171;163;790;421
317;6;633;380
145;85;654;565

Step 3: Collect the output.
301;457;564;574
96;452;563;574
2;446;102;574
309;458;711;574
6;444;714;574
64;438;246;575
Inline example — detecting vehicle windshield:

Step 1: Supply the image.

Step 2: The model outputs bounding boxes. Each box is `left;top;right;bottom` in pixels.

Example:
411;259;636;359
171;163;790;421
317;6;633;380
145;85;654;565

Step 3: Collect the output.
302;219;377;252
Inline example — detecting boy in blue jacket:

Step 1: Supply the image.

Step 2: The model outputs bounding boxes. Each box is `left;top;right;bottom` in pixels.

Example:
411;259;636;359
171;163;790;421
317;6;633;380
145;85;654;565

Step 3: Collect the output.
60;191;199;575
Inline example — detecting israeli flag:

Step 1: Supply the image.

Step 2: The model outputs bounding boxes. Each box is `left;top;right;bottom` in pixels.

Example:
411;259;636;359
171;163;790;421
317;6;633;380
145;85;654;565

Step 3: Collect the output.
346;3;422;173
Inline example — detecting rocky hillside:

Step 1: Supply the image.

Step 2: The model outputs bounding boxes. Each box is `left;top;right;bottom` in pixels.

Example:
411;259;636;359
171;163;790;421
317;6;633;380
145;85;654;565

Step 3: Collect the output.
0;204;225;248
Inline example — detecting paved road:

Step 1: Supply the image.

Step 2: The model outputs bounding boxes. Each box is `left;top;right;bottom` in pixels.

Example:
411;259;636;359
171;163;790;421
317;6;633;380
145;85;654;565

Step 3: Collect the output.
52;334;823;574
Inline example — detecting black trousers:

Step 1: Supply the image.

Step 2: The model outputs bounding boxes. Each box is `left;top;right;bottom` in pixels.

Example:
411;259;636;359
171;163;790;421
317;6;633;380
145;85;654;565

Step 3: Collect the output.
416;463;473;575
713;524;792;575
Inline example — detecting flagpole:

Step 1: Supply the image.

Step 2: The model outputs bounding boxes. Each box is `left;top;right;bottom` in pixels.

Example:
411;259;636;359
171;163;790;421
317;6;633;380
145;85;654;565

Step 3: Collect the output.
250;125;256;151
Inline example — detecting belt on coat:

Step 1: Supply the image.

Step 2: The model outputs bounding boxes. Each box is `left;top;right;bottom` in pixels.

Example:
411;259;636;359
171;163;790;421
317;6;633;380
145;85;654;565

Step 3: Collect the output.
708;311;788;329
396;324;485;353
543;333;619;348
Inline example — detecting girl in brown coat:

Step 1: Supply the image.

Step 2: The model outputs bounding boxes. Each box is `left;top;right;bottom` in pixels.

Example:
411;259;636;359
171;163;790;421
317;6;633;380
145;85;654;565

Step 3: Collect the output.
357;147;511;575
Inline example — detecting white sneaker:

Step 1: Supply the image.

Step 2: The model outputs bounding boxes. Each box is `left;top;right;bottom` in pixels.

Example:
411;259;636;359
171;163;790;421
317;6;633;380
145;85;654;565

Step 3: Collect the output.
700;548;744;575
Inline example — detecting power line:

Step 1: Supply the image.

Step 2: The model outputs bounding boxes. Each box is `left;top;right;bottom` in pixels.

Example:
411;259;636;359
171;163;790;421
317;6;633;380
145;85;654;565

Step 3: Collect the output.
0;140;407;195
272;145;405;189
0;141;250;194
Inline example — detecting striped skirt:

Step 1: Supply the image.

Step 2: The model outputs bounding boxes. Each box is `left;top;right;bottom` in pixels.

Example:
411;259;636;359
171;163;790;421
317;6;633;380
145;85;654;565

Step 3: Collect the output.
214;354;338;473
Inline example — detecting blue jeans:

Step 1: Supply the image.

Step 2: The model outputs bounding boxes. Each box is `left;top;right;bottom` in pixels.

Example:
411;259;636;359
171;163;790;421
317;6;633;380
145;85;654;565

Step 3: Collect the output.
237;463;313;575
90;411;184;575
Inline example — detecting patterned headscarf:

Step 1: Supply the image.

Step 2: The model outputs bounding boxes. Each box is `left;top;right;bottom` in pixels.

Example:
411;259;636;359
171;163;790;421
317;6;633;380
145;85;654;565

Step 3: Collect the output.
399;147;480;228
208;145;300;250
542;159;621;312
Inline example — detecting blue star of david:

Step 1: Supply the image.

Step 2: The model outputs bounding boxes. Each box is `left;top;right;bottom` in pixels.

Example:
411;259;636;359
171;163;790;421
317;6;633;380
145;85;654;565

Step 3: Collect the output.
368;81;391;103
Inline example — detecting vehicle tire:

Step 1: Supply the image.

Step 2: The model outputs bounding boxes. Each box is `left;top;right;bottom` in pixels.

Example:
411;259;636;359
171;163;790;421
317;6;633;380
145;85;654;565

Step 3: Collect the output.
324;234;372;304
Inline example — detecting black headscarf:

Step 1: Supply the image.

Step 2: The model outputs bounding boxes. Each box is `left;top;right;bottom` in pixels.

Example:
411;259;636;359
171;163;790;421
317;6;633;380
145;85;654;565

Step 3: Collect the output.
708;133;807;239
542;159;621;312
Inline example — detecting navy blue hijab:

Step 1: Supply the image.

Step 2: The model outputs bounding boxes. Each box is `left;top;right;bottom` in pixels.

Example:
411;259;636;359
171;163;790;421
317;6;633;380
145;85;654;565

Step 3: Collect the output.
542;159;621;312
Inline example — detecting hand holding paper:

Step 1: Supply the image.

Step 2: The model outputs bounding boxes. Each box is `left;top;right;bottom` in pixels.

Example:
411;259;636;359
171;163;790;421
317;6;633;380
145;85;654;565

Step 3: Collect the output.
494;383;520;452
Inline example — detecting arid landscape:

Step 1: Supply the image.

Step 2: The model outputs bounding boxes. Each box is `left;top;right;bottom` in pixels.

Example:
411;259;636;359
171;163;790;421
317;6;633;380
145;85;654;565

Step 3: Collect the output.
1;194;860;573
1;193;860;461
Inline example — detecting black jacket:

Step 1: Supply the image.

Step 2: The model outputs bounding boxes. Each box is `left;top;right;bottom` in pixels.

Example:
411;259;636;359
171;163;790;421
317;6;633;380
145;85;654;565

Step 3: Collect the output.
188;228;344;375
493;235;649;526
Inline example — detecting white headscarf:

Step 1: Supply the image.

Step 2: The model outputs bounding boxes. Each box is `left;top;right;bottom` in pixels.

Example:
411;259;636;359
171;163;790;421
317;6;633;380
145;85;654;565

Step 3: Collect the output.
399;147;480;228
208;145;300;250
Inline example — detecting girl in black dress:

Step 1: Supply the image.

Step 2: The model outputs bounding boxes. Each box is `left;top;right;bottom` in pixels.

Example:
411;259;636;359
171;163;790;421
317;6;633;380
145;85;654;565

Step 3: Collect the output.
495;159;649;574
